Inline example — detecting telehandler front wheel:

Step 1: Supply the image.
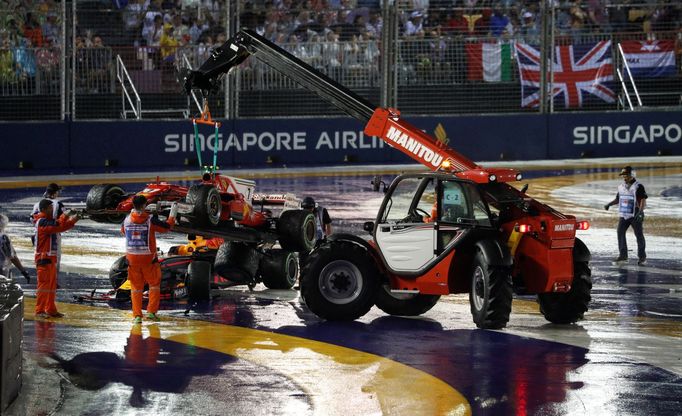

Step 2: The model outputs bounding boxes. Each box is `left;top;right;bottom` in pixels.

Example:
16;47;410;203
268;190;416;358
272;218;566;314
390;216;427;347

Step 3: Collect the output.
469;251;513;329
300;241;380;321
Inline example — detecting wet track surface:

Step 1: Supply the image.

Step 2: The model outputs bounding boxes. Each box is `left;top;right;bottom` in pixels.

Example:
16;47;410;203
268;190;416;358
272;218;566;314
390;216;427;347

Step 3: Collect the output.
1;157;681;415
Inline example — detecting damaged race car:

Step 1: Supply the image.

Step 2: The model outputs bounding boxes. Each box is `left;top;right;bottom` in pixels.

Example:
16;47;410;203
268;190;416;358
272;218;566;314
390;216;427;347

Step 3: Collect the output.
99;234;300;303
85;175;316;253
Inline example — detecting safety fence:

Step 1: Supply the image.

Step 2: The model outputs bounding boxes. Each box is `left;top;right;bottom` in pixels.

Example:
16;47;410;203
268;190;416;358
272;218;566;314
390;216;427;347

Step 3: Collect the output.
0;1;680;120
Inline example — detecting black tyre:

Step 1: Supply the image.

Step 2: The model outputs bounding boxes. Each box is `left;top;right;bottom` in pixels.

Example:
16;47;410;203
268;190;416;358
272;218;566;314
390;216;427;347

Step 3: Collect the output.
213;242;259;283
187;260;211;301
277;209;316;252
260;250;299;289
86;184;126;223
469;250;513;329
537;262;592;324
109;255;129;289
186;184;222;227
375;284;440;316
300;241;380;321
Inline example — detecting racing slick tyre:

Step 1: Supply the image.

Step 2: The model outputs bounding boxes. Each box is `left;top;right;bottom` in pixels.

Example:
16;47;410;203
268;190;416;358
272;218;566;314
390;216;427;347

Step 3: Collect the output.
277;209;316;252
259;250;299;289
186;184;222;227
469;250;513;329
375;284;440;316
187;260;212;301
300;241;380;321
109;255;129;289
537;262;592;324
86;184;126;223
213;242;260;284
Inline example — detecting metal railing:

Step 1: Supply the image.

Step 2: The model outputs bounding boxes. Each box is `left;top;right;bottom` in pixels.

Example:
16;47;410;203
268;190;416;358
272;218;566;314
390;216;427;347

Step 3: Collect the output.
116;54;141;119
616;43;643;111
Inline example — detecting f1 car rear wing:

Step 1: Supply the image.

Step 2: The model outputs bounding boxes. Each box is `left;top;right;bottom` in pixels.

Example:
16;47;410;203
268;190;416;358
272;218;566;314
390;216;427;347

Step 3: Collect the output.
183;30;521;183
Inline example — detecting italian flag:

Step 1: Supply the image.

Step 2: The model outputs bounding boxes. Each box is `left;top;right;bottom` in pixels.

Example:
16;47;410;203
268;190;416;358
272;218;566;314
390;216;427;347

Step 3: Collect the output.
465;43;512;82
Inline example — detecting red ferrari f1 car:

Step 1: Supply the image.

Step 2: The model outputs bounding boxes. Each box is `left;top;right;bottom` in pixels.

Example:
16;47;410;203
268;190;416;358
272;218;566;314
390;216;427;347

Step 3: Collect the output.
85;173;316;253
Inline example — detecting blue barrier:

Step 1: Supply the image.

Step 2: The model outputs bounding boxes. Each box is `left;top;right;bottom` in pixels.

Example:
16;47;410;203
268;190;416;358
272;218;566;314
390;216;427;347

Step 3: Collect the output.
1;111;679;171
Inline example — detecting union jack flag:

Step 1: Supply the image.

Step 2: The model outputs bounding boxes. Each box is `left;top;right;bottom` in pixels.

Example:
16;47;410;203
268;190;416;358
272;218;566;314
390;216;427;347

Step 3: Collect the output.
516;41;615;108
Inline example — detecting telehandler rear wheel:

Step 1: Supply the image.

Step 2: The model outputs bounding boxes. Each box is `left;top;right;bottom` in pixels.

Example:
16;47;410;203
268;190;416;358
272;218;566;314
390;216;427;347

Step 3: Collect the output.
469;251;513;329
537;262;592;324
375;284;440;316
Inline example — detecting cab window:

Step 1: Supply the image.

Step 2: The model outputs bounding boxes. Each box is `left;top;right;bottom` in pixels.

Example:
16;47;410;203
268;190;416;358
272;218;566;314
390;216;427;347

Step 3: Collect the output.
440;181;492;227
381;177;436;223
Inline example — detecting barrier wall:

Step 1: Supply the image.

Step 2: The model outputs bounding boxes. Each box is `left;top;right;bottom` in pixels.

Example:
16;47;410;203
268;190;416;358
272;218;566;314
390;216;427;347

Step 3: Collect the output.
1;111;680;171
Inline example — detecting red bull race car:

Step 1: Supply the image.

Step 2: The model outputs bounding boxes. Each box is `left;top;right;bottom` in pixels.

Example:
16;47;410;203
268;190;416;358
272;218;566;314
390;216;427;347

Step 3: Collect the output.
78;234;299;304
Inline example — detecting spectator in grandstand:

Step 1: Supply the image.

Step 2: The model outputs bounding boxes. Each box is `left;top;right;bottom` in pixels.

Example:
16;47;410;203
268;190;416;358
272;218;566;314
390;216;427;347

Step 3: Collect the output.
195;33;213;62
189;16;209;44
171;13;189;43
444;8;470;36
650;4;680;32
123;0;147;37
554;1;573;36
473;8;492;37
159;23;178;63
42;12;60;46
0;37;15;84
365;9;383;38
201;0;222;23
489;4;510;37
36;37;59;74
587;0;609;32
405;10;425;36
37;0;59;16
88;35;110;91
142;0;163;39
322;29;342;68
14;37;36;87
608;1;629;33
143;14;164;48
2;18;22;46
519;11;540;43
604;166;648;266
23;12;44;47
569;0;588;42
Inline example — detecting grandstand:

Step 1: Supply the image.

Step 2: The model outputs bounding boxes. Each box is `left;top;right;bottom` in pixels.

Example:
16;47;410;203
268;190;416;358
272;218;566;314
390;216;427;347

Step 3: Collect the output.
0;0;680;120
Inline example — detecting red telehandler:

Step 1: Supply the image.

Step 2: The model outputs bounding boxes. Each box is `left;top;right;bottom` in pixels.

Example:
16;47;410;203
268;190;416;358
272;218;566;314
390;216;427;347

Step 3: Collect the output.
182;30;592;329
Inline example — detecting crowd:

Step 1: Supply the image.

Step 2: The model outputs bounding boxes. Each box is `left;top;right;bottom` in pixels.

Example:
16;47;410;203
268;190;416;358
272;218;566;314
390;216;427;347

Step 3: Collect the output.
1;0;681;91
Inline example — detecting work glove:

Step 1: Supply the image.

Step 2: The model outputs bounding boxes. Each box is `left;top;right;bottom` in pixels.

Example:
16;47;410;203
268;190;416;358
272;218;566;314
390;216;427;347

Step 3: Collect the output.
21;269;31;284
634;211;645;224
603;204;610;211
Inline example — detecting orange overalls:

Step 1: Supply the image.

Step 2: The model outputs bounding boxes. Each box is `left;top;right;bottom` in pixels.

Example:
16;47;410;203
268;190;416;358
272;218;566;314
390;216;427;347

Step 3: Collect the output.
121;210;174;318
33;212;77;315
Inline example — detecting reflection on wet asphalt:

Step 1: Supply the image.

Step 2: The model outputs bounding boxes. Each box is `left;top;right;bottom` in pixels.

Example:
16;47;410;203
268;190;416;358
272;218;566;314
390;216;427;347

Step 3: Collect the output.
2;159;682;415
